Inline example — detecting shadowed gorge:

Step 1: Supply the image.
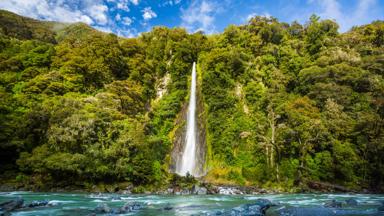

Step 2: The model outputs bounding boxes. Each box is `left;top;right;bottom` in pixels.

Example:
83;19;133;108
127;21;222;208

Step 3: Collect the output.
0;9;383;195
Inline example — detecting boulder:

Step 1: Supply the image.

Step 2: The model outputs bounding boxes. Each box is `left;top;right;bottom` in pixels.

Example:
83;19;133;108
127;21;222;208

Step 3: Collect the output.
111;196;122;201
181;189;191;195
218;187;243;195
113;202;143;214
94;203;111;214
167;188;174;194
226;199;273;216
164;203;173;210
231;206;246;215
278;206;336;216
0;197;24;212
119;190;131;194
120;202;143;212
27;200;49;208
192;185;208;195
324;199;343;208
213;209;224;215
252;199;273;210
345;198;358;206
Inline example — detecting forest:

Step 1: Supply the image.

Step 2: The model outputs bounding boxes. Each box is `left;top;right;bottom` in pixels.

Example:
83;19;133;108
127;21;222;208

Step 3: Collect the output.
0;9;383;192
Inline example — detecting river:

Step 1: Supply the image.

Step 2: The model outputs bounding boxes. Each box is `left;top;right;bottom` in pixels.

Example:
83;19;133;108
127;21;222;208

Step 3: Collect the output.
1;191;384;215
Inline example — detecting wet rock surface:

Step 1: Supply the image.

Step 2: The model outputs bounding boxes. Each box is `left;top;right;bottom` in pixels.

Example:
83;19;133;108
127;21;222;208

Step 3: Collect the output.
94;203;111;214
26;200;49;208
267;198;384;216
345;198;358;206
192;185;208;195
94;202;144;214
0;197;23;212
200;199;275;216
324;199;344;208
273;206;384;216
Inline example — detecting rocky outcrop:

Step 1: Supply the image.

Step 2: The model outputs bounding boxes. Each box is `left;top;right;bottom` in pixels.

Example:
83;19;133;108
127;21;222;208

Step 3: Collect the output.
169;102;188;173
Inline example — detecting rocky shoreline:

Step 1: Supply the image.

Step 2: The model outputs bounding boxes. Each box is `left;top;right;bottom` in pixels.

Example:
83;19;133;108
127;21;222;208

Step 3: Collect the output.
0;182;376;196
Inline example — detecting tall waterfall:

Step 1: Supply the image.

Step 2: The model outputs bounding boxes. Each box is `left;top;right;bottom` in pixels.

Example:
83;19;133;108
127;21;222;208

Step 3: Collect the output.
177;62;198;176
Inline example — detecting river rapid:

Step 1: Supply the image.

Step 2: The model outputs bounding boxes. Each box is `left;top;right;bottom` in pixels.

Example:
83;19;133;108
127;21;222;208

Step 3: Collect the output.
0;191;384;215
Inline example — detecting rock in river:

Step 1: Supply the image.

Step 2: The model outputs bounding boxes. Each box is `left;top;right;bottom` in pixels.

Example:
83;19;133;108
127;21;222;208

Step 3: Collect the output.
0;197;24;212
94;203;112;214
192;185;208;195
27;200;49;208
324;199;343;208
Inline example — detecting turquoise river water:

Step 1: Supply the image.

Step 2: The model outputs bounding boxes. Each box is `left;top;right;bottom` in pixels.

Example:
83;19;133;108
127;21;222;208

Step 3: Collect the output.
0;191;383;215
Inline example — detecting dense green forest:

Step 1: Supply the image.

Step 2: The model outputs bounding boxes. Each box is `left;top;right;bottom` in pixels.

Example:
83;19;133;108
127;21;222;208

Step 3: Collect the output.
0;10;383;192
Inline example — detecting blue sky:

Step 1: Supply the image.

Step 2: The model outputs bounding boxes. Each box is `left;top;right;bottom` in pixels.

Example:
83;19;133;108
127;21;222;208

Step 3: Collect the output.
0;0;383;37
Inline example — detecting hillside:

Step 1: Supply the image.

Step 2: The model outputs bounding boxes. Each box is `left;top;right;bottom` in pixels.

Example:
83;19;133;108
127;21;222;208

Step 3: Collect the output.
0;10;383;192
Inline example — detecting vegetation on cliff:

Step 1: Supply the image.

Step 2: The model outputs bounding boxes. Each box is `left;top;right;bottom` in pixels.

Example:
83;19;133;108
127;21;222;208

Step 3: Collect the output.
0;10;383;192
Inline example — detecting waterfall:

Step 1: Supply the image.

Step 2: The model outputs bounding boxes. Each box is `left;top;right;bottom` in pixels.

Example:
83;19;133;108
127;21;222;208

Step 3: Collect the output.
177;62;198;176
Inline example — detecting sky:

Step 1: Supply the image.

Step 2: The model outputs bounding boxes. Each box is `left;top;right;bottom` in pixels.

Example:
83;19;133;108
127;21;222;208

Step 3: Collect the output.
0;0;383;37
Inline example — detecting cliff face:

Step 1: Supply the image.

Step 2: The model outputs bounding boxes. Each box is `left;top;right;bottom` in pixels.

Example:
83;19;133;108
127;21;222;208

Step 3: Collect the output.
170;80;207;176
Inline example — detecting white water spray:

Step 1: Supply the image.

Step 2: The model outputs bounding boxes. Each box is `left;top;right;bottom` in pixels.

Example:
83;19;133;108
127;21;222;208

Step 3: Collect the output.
177;62;198;176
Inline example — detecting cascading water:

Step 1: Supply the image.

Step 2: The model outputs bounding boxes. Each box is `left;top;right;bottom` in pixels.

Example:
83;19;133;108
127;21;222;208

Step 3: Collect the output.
177;62;198;176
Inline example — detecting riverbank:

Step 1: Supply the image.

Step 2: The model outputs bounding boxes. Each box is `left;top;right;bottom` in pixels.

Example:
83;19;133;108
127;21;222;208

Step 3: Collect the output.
0;181;377;195
0;172;378;195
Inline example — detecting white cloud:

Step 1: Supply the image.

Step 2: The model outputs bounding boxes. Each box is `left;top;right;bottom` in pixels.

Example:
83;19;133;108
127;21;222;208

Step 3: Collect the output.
307;0;378;32
122;17;132;26
246;12;271;21
116;0;129;11
0;0;144;39
161;0;182;7
142;7;157;20
94;25;113;33
116;28;138;38
0;0;117;26
115;13;121;21
0;0;97;25
130;0;139;5
181;0;216;33
113;0;140;11
87;4;108;25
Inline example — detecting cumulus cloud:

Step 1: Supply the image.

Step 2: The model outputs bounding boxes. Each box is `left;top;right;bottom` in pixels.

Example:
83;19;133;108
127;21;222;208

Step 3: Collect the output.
307;0;378;32
0;0;97;25
115;0;130;11
94;25;113;33
87;4;108;25
0;0;142;38
130;0;139;5
116;28;138;38
142;7;157;20
122;17;133;26
181;0;217;33
161;0;182;7
115;13;121;21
